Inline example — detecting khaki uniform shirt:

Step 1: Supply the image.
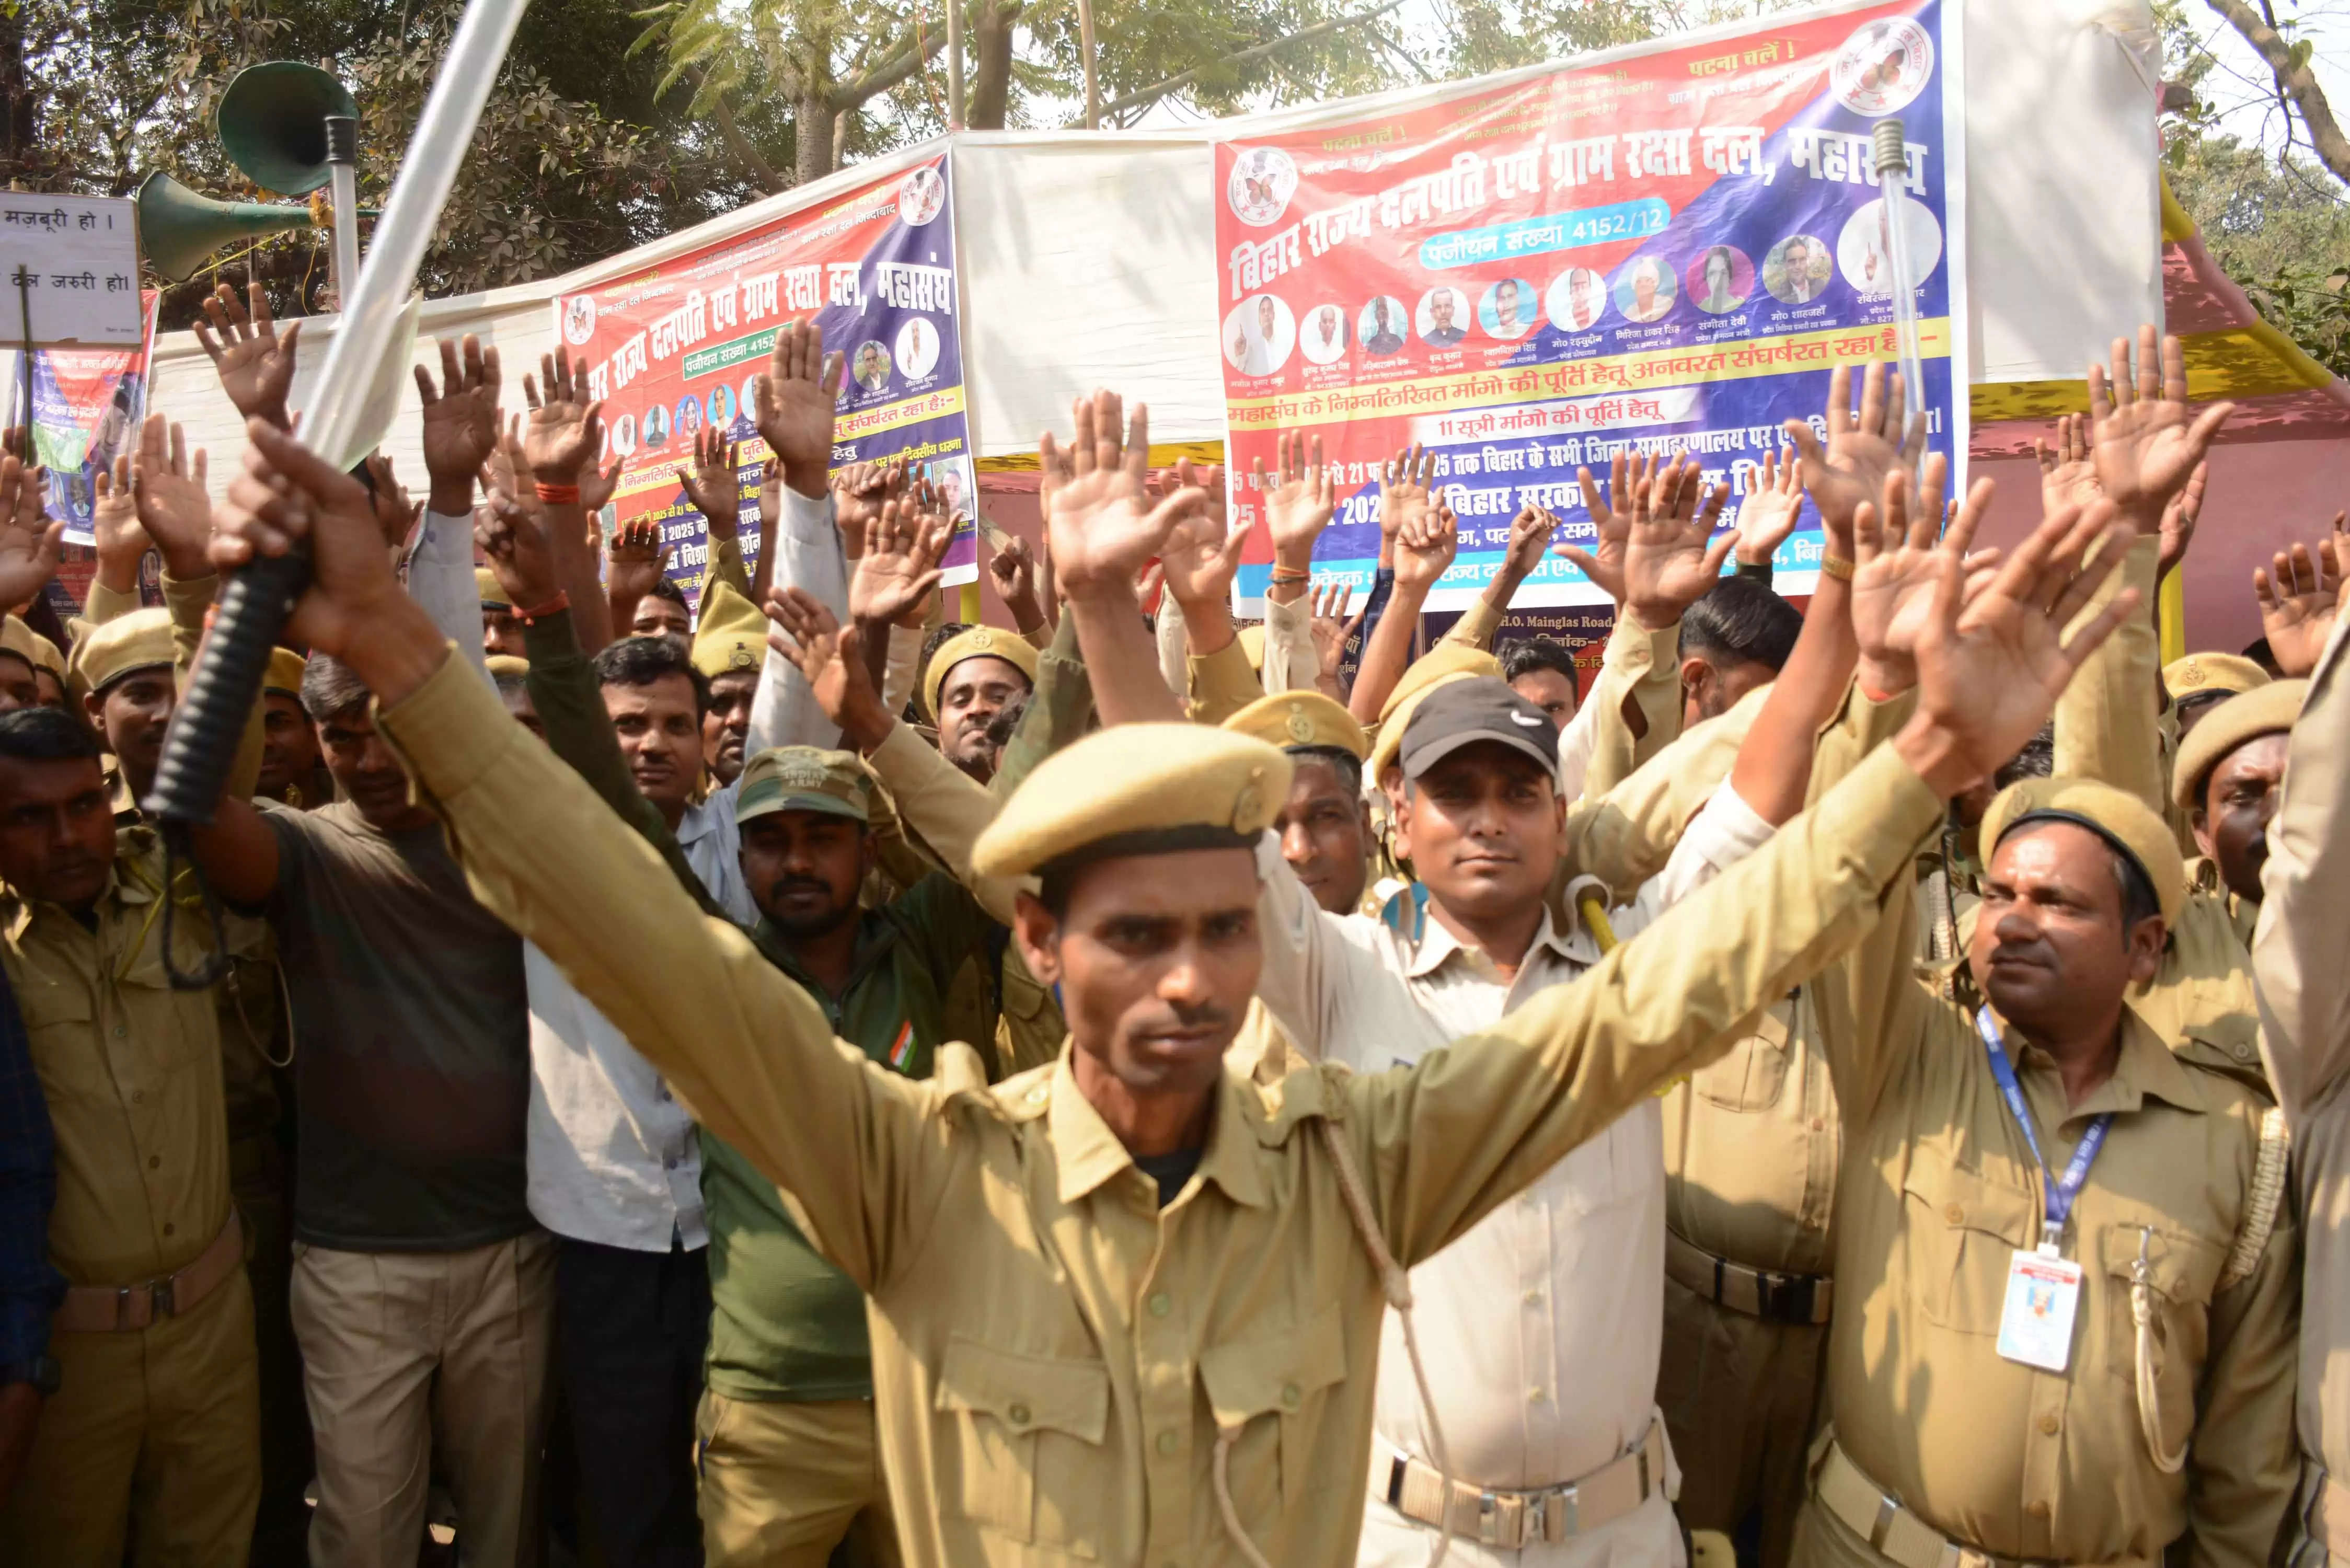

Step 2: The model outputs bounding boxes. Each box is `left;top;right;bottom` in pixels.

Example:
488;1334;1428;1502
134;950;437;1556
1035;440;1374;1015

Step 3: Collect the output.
2250;617;2349;1516
4;828;258;1286
377;647;1944;1568
1812;793;2298;1568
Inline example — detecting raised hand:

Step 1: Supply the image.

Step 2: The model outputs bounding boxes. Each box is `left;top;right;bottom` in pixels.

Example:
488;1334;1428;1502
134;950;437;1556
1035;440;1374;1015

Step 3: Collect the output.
1784;361;1926;544
1896;494;2138;793
1379;444;1441;558
1851;454;1964;695
1733;446;1804;566
986;526;1046;629
91;452;150;589
1559;449;1656;605
2033;412;2101;516
414;334;502;514
1308;580;1365;689
362;451;422;551
2157;460;2206;582
754;320;843;499
677;425;741;541
832;458;904;560
2087;325;2234;531
1392;496;1459;594
0;456;63;609
606;518;670;607
193;280;300;430
473;483;558;611
849;494;952;628
580;454;623;521
765;585;889;743
2253;513;2346;677
1616;455;1738;628
1038;389;1206;598
1260;430;1335;567
522;350;604;488
208;420;415;662
1500;503;1555;584
128;414;213;578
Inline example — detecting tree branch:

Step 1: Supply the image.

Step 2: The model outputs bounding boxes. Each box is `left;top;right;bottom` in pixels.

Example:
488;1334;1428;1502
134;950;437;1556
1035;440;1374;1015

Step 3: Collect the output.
830;26;948;110
2204;0;2350;189
1070;0;1406;128
686;65;789;194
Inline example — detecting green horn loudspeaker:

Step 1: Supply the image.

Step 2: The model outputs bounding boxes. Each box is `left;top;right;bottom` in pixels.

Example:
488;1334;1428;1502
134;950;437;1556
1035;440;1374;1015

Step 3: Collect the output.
216;61;360;197
135;171;318;283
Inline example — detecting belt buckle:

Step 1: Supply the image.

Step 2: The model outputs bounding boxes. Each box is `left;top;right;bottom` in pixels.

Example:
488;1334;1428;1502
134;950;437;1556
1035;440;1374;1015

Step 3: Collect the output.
148;1277;175;1320
1476;1491;1510;1548
1758;1270;1817;1323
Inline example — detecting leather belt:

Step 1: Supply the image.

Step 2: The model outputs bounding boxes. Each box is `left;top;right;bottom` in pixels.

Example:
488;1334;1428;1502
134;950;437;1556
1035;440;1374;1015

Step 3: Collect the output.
1378;1415;1667;1548
2305;1462;2350;1561
1667;1230;1833;1325
53;1211;243;1334
1814;1436;2152;1568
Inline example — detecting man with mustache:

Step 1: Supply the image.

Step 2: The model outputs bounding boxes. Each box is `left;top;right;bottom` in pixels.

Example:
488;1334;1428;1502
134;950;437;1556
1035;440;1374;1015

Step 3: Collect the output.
203;375;2126;1568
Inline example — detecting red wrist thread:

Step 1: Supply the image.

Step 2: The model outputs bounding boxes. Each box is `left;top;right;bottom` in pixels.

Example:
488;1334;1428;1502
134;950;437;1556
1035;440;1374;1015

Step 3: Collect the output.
516;590;570;624
534;482;582;505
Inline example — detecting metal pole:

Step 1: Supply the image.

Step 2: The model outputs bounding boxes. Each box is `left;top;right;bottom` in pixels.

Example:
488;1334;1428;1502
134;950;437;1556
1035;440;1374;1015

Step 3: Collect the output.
1872;119;1930;491
324;114;361;313
946;0;965;129
15;268;31;444
1078;0;1100;128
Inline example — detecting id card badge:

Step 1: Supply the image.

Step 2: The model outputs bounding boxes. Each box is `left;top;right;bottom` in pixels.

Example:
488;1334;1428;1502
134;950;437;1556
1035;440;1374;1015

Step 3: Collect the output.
1995;1249;2084;1372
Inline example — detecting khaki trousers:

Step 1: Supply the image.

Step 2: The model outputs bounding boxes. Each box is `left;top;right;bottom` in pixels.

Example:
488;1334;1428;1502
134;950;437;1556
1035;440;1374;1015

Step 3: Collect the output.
0;1266;261;1567
232;1129;313;1567
694;1390;902;1567
1657;1272;1830;1568
292;1231;555;1568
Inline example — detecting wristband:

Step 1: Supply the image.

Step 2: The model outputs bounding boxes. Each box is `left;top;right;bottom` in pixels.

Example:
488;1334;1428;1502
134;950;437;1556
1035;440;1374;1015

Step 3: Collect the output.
516;590;570;625
533;481;582;505
1269;566;1312;584
1819;554;1855;582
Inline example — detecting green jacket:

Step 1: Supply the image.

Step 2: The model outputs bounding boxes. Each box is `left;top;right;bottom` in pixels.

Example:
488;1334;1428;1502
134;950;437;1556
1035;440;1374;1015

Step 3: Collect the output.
522;607;993;1399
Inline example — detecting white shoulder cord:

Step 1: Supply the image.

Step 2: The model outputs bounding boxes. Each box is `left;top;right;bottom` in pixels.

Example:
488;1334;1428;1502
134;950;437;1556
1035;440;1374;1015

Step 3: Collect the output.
1214;1118;1456;1568
2129;1225;2189;1475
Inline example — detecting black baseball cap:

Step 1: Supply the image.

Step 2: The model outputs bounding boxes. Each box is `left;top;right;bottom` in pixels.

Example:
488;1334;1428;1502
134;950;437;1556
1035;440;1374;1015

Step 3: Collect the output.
1397;677;1559;781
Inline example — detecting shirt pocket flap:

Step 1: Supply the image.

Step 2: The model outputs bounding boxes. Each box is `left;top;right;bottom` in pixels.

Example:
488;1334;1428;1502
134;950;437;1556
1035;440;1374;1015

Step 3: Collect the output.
2099;1223;2224;1306
1903;1144;2034;1247
935;1336;1110;1444
1196;1303;1346;1429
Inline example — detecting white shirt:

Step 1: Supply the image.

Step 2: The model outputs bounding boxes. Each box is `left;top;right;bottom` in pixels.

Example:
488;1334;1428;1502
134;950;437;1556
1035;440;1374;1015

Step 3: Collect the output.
1253;782;1774;1560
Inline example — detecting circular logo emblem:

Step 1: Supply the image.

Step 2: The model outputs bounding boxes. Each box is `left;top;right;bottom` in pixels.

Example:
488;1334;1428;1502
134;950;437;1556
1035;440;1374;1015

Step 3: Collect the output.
897;166;946;227
561;294;596;347
729;647;756;670
2175;663;2206;688
970;630;995;651
1231;782;1264;829
1284;709;1315;744
1831;18;1933;116
1227;147;1297;229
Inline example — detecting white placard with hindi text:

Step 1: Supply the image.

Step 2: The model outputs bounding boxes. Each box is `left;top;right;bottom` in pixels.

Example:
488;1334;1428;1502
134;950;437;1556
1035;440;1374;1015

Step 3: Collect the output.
0;195;142;348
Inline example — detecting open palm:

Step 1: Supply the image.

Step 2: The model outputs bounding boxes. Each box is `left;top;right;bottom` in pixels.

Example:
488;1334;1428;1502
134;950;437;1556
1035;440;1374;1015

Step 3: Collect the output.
2088;327;2233;527
0;457;62;607
524;350;604;484
1262;430;1335;560
1041;391;1203;596
1620;457;1736;625
849;497;950;626
1785;362;1923;540
194;281;300;428
755;322;844;492
2253;520;2345;677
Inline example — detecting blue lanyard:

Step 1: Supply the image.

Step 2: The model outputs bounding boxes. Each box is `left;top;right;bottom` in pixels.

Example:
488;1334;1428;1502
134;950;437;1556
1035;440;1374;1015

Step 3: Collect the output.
1975;1007;2111;1255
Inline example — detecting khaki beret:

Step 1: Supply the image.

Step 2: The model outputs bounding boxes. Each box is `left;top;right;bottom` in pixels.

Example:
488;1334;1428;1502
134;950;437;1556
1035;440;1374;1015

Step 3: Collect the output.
1982;777;2185;926
25;628;62;678
921;626;1039;722
477;568;513;612
2162;653;2268;704
735;746;873;825
485;654;532;682
264;646;308;698
2171;679;2307;810
70;608;175;697
692;578;766;679
973;722;1289;878
1237;624;1266;675
1223;689;1368;760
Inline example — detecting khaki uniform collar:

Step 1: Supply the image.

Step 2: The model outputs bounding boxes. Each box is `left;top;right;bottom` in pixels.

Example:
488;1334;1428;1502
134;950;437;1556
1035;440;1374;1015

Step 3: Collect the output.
3;827;157;941
2005;1007;2207;1121
1045;1048;1271;1211
1403;899;1579;980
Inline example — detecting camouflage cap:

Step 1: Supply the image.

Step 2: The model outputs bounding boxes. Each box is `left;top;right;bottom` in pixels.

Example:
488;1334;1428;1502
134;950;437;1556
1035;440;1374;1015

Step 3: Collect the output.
735;745;873;825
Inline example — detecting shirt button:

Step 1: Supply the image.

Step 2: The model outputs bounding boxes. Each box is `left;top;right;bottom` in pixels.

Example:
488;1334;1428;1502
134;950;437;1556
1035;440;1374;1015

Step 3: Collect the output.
1943;1203;1965;1225
1810;1116;1826;1132
111;1025;126;1039
663;1157;677;1171
1007;1402;1031;1427
130;1090;144;1105
2037;1414;2059;1436
2025;1500;2050;1520
1523;1288;1543;1305
1156;1430;1178;1455
162;1223;174;1237
1281;1382;1301;1410
2232;1043;2254;1062
1526;1387;1547;1404
147;1155;159;1170
1147;1292;1171;1318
